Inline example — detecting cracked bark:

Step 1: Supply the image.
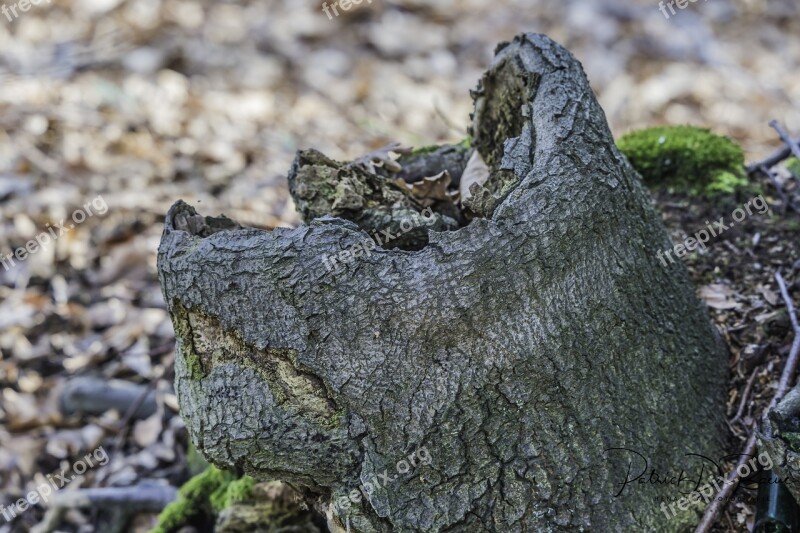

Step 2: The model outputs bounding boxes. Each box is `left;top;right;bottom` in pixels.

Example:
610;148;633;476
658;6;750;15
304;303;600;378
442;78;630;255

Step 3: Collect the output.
158;33;728;532
758;383;800;503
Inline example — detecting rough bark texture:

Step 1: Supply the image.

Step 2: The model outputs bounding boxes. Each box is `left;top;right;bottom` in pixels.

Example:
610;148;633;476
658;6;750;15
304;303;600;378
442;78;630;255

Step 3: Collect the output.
287;148;462;250
758;383;800;502
158;33;728;532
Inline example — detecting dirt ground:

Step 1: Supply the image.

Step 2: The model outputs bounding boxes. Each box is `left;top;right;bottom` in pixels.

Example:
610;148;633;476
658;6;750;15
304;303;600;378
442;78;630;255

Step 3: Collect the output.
1;0;799;531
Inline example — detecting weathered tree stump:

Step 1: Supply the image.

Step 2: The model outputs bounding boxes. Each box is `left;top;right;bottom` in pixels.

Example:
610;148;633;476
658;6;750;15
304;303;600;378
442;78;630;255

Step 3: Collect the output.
759;383;800;502
158;33;728;531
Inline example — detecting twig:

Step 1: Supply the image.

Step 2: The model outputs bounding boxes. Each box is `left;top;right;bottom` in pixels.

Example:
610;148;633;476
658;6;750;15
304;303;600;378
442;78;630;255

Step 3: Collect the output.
769;120;800;165
775;272;800;401
31;485;177;533
730;367;759;426
118;378;160;428
112;357;175;454
112;378;161;453
695;271;800;532
724;510;734;531
50;484;176;510
747;141;800;175
695;432;758;533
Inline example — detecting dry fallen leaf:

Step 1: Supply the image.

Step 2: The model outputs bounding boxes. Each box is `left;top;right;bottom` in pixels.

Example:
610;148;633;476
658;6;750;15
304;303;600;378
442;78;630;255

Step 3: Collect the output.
459;150;490;200
758;285;779;307
2;388;41;430
354;142;410;174
699;284;740;310
46;426;104;459
133;413;163;448
395;170;453;205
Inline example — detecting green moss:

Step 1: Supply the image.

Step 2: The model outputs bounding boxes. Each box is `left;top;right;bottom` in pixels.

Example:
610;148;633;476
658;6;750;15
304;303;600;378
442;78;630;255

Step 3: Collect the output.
152;466;248;533
783;432;800;453
182;466;234;501
320;406;346;430
616;125;748;196
408;137;471;157
152;467;224;533
211;475;256;512
786;157;800;177
409;144;442;156
187;442;210;476
783;218;800;233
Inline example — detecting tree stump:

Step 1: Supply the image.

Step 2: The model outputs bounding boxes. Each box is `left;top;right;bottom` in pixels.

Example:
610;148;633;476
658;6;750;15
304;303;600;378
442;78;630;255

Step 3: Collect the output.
759;383;800;502
158;33;728;532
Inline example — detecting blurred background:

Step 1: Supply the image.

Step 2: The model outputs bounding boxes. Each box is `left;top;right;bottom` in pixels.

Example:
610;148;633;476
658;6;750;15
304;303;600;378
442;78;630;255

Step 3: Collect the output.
0;0;798;531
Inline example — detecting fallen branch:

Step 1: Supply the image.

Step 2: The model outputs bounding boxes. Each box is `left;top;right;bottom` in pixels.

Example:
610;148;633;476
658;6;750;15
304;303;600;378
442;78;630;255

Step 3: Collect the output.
47;484;177;510
32;485;178;533
747;139;800;175
774;271;800;400
695;271;800;532
60;377;158;420
769;120;800;164
730;366;759;427
694;433;758;533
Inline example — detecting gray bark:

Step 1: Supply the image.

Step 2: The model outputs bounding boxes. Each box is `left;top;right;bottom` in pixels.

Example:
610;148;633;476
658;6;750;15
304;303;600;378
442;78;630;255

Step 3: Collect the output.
157;33;728;532
758;383;800;502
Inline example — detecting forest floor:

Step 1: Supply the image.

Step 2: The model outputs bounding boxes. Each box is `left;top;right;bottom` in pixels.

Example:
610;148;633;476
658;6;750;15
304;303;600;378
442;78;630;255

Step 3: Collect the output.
657;166;800;530
0;0;799;531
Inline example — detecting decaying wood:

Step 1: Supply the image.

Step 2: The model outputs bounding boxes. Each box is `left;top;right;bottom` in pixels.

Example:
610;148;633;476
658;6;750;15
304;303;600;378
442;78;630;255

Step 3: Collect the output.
157;33;728;531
